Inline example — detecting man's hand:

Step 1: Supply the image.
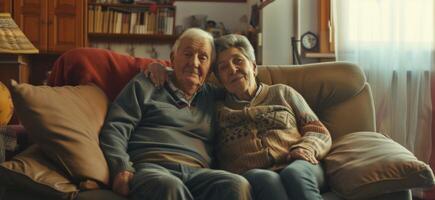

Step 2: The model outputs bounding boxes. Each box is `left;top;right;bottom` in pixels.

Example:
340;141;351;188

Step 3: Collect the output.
145;62;170;87
112;171;134;196
287;148;319;164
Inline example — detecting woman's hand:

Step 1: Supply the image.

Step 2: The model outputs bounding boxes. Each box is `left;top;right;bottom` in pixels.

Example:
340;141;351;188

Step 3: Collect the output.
112;170;134;196
287;148;319;164
144;62;170;87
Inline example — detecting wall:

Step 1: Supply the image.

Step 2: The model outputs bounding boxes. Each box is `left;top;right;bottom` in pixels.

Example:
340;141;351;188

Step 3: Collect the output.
174;1;250;34
260;0;296;65
92;1;250;60
258;0;319;65
298;0;318;38
298;0;322;64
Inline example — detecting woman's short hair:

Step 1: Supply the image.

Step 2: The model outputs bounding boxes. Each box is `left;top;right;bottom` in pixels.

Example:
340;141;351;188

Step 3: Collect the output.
213;34;256;78
172;28;215;62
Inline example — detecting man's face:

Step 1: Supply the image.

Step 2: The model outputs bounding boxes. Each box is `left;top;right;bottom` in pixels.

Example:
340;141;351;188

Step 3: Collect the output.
171;37;212;94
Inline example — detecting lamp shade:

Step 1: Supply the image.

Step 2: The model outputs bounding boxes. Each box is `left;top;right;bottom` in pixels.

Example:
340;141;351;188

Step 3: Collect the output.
0;81;13;125
0;13;38;54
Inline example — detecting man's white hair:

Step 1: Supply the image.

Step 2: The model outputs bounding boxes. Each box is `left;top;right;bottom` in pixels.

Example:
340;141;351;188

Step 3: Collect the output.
172;28;215;62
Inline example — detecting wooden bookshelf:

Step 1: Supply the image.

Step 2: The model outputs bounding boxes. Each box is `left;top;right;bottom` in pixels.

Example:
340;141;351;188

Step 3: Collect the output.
305;52;335;62
88;33;177;43
88;2;175;8
305;52;335;59
87;1;176;44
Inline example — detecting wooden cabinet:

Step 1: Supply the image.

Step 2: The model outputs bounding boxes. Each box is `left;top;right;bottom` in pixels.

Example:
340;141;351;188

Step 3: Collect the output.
13;0;85;53
0;55;30;86
0;0;12;13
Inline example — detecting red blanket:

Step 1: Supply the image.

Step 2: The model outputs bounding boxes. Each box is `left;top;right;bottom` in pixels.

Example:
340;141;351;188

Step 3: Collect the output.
47;48;171;101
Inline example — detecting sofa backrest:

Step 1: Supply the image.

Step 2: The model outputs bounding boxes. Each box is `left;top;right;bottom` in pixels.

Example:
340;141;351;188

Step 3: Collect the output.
49;48;376;140
47;48;170;101
257;62;376;139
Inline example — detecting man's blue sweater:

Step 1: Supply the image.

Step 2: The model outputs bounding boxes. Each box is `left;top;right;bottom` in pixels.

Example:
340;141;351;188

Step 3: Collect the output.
99;73;220;180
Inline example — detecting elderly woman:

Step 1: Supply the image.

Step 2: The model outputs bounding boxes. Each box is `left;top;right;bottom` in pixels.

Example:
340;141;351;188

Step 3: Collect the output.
211;34;331;200
146;34;331;200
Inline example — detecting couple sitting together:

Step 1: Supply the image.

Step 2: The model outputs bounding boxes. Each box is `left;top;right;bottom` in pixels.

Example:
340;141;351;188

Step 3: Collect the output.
99;28;331;200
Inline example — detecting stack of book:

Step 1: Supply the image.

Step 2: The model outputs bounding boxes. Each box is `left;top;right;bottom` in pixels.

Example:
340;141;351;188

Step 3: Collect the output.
88;5;175;35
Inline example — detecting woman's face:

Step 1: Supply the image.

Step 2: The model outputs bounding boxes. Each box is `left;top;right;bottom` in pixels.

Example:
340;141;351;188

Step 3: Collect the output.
216;47;257;96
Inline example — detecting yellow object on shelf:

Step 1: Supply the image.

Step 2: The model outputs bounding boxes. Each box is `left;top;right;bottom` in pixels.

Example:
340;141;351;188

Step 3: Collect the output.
0;81;13;125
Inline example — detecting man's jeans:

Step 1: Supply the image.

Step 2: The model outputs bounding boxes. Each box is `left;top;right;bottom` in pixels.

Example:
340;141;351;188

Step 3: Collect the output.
243;160;326;200
129;162;252;200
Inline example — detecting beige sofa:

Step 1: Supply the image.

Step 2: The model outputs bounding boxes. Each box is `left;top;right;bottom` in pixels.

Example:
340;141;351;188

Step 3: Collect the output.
2;48;432;200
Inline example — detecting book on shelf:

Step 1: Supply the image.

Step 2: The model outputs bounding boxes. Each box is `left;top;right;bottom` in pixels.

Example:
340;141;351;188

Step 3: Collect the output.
88;4;175;36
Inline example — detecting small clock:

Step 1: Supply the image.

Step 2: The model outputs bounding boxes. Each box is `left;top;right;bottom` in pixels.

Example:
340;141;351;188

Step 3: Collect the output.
301;31;318;51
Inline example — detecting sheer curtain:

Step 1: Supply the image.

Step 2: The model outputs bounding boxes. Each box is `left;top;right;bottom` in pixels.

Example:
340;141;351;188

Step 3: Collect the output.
332;0;434;162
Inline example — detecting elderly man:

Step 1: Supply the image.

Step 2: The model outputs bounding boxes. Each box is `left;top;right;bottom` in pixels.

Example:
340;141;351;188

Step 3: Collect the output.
99;28;251;200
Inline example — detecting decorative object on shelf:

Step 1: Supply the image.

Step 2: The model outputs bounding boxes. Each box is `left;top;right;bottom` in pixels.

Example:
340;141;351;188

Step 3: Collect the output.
0;13;38;54
205;20;222;38
190;15;207;29
217;22;228;35
250;4;259;28
175;25;185;35
0;81;13;126
206;20;216;31
238;14;249;35
127;43;136;56
148;45;158;58
301;31;319;51
208;28;223;38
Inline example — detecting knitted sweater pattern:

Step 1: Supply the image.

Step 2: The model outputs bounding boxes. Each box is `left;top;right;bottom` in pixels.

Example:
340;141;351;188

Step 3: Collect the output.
216;84;331;174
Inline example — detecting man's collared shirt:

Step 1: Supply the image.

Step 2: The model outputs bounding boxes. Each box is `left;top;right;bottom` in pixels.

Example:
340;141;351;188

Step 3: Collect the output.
166;77;199;107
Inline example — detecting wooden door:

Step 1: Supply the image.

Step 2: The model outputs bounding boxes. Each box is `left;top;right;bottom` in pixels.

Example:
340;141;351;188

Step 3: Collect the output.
13;0;48;52
48;0;84;52
0;0;13;13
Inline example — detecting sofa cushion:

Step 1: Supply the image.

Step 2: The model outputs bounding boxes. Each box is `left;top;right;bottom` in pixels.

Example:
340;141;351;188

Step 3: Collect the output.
0;145;79;200
10;82;110;187
324;131;434;199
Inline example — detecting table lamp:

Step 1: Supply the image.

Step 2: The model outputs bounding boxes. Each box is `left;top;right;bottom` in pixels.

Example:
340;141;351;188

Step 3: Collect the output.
0;13;38;54
0;12;38;125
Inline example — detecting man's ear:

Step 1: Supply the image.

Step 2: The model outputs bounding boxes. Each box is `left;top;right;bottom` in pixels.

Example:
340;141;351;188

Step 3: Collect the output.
253;63;258;76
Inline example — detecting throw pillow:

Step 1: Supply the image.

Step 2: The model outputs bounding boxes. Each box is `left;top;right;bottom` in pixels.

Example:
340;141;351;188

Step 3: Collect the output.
0;145;79;199
324;131;435;199
10;81;110;187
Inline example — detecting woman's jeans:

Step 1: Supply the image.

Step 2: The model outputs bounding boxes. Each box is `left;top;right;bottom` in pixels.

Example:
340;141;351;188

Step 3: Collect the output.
243;160;326;200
